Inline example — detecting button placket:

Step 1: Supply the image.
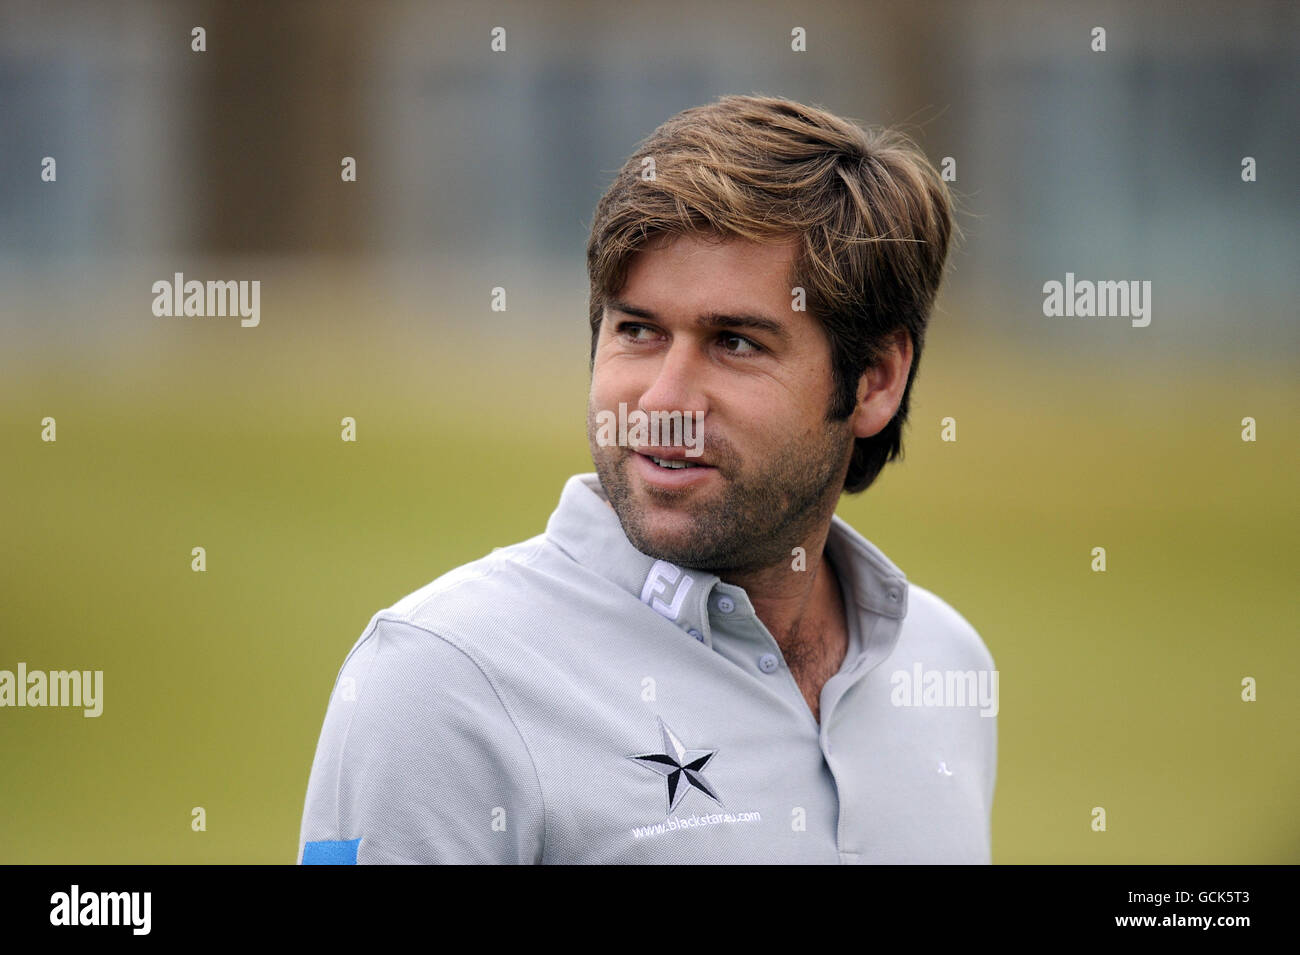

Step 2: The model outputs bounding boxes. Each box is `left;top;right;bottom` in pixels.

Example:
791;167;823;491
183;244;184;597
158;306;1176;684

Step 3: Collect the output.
678;576;722;648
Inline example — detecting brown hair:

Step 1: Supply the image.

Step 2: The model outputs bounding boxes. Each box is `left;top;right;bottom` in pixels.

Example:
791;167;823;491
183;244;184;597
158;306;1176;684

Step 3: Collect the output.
586;93;959;494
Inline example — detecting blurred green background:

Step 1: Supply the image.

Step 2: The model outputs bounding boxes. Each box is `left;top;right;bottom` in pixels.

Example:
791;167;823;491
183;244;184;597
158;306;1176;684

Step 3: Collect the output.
1;0;1297;863
3;306;1295;863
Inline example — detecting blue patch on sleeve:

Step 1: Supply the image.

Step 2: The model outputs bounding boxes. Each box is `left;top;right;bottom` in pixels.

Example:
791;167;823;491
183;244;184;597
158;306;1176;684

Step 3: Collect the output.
301;837;361;864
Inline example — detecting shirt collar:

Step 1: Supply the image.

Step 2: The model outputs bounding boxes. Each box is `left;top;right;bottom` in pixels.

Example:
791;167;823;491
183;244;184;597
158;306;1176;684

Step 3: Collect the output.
545;473;909;661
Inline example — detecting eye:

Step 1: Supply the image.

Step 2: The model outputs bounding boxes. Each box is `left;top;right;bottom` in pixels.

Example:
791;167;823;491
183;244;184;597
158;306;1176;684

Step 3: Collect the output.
719;333;762;355
616;322;659;342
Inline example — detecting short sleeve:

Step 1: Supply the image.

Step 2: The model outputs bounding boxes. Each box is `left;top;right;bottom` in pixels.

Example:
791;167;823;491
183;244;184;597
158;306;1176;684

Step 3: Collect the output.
297;616;545;864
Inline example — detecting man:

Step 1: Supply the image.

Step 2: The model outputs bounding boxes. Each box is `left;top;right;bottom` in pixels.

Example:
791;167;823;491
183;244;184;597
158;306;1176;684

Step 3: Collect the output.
298;93;996;864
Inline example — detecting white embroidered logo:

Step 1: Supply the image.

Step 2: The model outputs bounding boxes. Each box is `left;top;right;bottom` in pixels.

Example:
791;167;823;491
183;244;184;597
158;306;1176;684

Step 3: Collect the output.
640;560;696;621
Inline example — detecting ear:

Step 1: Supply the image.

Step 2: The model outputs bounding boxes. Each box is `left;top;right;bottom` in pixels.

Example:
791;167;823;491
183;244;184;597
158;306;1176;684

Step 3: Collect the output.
848;329;913;440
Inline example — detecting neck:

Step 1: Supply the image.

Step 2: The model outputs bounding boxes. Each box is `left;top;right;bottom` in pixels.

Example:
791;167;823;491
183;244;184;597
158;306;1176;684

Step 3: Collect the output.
602;491;845;653
720;519;841;652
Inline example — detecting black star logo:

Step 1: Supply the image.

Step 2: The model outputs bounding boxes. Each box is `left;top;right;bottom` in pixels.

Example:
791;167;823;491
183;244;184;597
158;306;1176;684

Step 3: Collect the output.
628;717;724;813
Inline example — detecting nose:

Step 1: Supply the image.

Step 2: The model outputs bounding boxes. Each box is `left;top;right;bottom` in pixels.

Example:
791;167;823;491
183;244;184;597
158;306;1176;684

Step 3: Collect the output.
636;338;708;420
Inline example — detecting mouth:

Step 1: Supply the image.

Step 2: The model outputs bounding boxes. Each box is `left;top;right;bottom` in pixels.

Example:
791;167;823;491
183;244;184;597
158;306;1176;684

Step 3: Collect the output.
630;449;718;488
647;455;703;470
633;445;712;467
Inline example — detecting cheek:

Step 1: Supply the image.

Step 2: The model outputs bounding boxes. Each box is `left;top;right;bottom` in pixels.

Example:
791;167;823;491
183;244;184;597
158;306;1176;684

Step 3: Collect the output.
588;374;618;411
588;356;613;399
790;366;838;428
590;356;644;407
733;388;831;452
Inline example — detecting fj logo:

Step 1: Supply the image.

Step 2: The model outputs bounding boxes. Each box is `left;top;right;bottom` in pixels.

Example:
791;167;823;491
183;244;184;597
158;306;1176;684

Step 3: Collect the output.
640;560;695;621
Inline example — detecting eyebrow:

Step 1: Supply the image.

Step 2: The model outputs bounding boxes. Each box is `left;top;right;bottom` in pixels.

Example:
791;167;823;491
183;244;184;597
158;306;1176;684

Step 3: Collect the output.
607;300;791;345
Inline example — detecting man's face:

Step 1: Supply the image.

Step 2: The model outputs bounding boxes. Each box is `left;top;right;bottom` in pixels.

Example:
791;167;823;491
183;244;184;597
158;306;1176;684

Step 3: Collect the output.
587;232;855;575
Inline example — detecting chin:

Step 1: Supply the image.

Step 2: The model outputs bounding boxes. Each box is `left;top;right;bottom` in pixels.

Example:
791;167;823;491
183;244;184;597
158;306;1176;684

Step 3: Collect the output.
617;510;698;560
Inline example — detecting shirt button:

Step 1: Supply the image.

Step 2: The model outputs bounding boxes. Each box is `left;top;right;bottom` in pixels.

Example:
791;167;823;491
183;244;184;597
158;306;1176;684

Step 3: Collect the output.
688;628;704;642
758;653;779;674
715;595;735;614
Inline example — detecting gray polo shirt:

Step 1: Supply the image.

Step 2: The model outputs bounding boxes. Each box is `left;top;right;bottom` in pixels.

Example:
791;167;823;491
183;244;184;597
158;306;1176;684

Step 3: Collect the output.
298;472;996;864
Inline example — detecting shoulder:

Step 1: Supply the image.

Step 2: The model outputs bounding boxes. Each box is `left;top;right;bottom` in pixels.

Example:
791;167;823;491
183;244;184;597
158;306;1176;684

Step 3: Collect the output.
318;542;561;765
386;533;553;622
331;532;564;688
376;532;557;645
301;551;550;863
899;581;995;671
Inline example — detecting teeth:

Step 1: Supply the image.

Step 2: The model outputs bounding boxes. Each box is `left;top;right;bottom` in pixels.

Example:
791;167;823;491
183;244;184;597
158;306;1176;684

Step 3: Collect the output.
651;456;697;469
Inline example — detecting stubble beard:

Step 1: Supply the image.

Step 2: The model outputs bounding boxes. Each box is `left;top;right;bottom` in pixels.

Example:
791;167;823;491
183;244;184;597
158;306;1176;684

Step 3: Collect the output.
587;405;853;576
